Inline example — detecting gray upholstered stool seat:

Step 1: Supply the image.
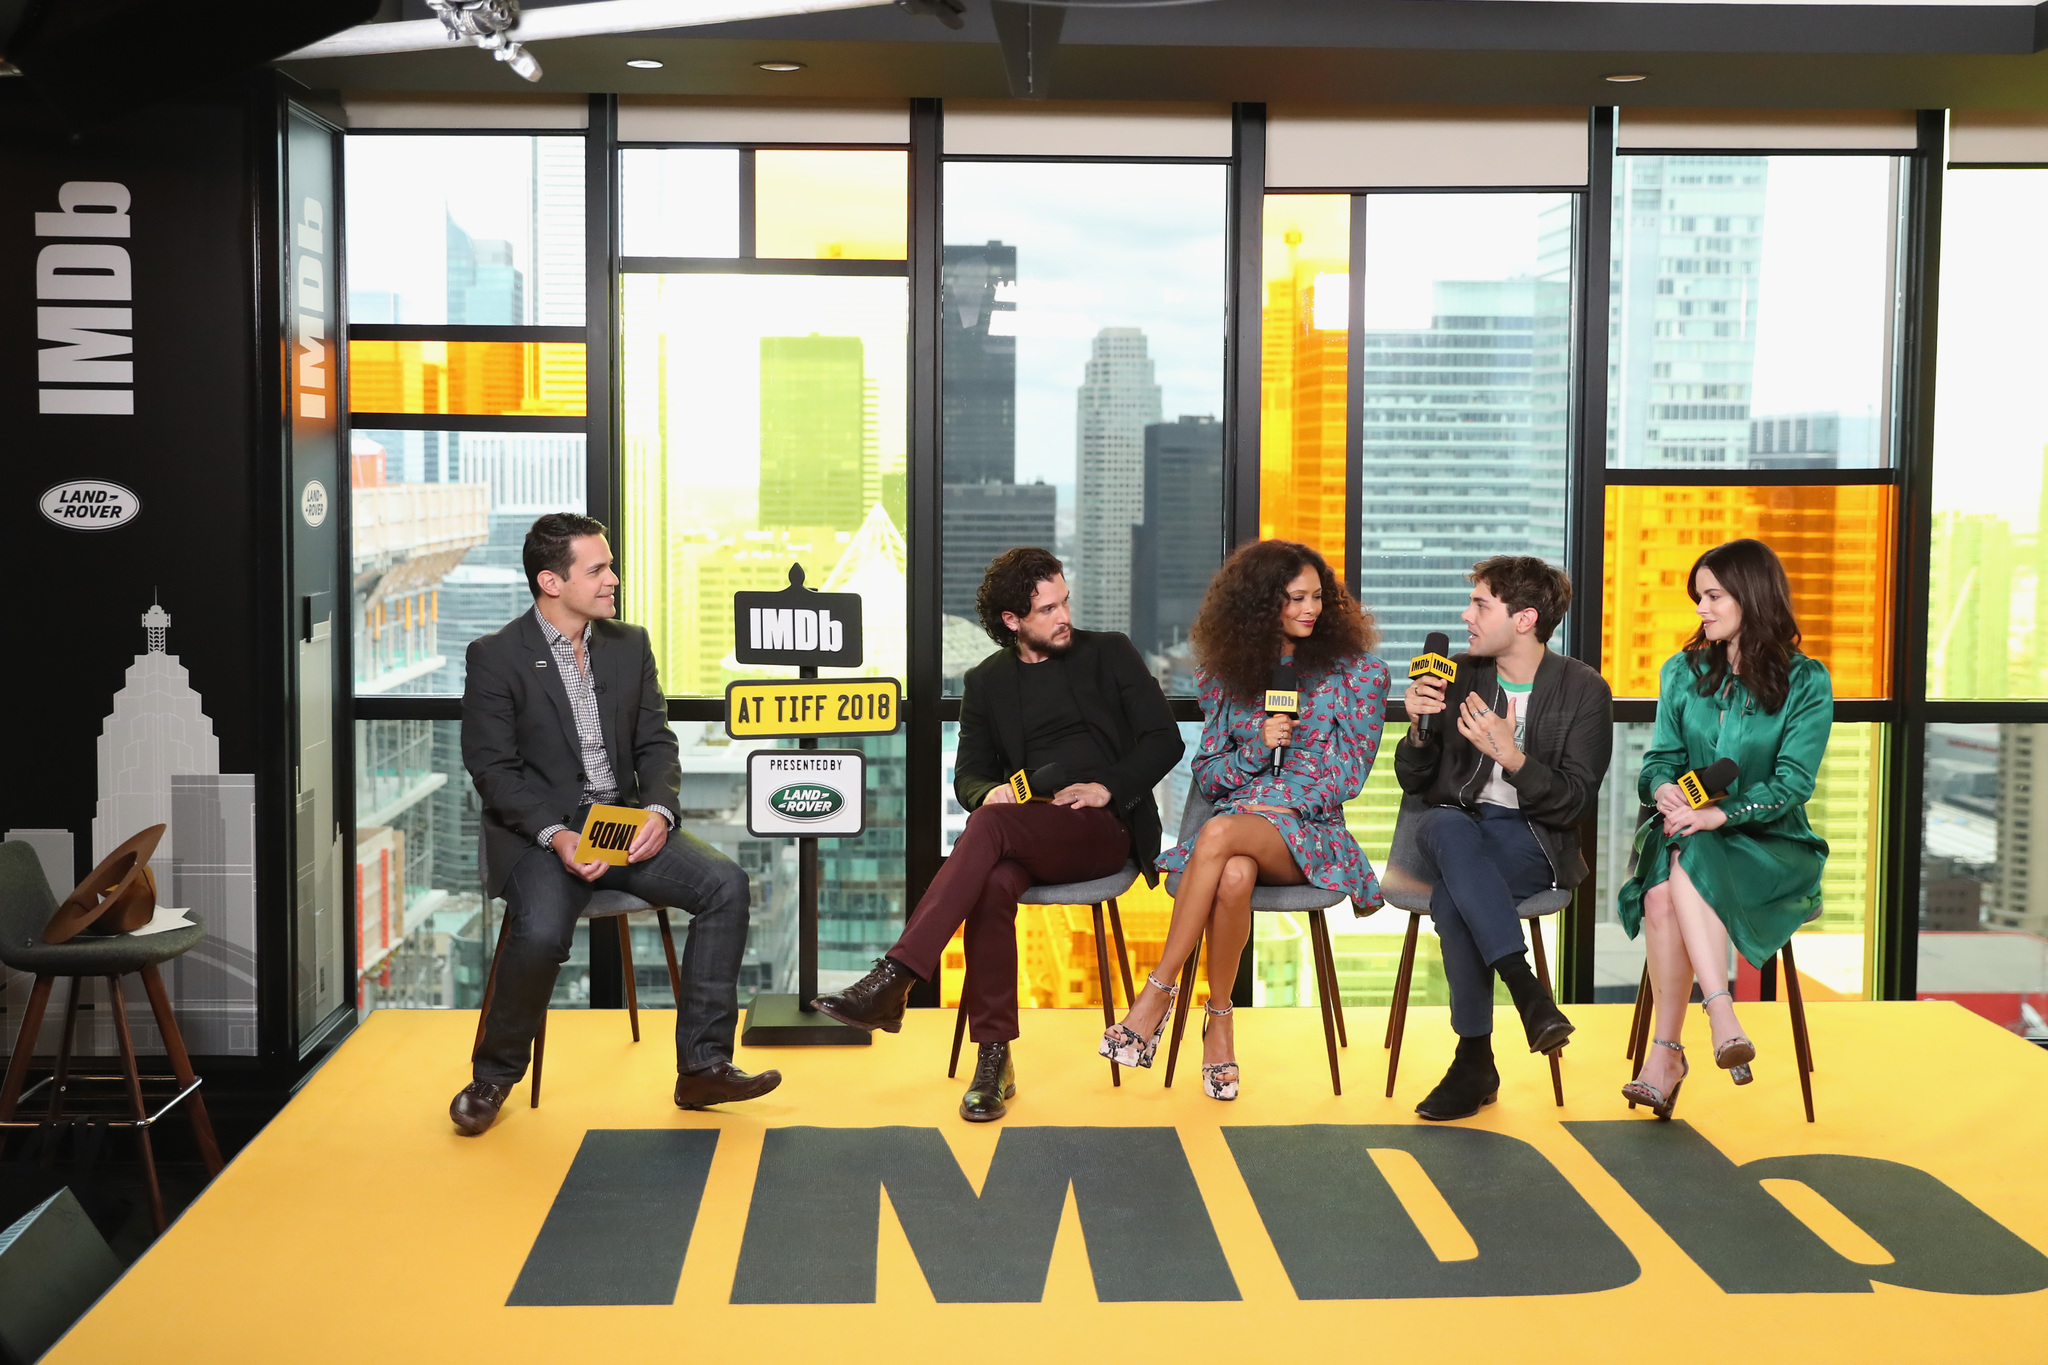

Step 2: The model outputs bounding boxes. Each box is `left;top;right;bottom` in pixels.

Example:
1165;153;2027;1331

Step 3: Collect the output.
949;862;1142;1085
1379;794;1576;1105
474;834;684;1110
1159;794;1352;1095
1;919;206;979
0;841;224;1233
1020;864;1138;907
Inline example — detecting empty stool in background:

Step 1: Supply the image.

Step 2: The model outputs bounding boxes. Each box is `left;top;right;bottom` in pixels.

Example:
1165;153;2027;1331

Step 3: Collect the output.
0;841;226;1234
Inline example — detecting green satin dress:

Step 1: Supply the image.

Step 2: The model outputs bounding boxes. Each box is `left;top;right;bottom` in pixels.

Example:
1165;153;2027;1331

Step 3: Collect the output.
1616;651;1832;968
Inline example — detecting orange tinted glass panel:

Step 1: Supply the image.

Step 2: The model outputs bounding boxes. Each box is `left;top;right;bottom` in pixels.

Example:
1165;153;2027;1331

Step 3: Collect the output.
755;150;908;261
1260;194;1350;577
1603;483;1895;698
349;341;585;417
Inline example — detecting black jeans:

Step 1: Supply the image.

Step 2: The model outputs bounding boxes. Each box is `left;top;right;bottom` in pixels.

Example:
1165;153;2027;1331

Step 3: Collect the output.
1410;803;1555;1038
473;828;752;1084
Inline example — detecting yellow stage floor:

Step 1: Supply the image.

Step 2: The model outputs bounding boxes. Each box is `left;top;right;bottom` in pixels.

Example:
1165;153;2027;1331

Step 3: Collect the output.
51;1002;2048;1365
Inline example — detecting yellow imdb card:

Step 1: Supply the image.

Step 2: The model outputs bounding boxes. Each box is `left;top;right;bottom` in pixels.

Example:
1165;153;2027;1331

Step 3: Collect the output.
573;804;654;865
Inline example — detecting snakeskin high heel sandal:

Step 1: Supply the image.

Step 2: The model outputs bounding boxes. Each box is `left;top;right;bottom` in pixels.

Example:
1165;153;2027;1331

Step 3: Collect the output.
1201;1001;1239;1102
1100;973;1178;1069
1701;988;1756;1084
1620;1039;1688;1119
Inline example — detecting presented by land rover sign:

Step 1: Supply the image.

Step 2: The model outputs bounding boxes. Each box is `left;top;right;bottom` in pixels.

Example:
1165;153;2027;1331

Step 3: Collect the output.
746;749;865;838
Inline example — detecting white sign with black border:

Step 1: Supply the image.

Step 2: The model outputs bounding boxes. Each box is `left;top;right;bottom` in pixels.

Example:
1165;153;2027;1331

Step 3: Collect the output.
747;749;866;838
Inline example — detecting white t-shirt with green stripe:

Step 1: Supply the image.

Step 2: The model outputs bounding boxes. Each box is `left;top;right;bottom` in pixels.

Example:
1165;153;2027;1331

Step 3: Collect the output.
1476;676;1533;809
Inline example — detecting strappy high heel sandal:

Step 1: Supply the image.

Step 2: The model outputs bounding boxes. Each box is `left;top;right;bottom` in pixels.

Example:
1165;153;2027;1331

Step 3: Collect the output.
1701;988;1756;1085
1201;1001;1239;1102
1100;973;1178;1069
1620;1039;1688;1119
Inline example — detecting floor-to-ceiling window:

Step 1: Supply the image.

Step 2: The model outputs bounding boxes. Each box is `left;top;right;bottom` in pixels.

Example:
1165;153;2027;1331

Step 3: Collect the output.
617;138;912;994
345;128;591;1012
1916;155;2048;1038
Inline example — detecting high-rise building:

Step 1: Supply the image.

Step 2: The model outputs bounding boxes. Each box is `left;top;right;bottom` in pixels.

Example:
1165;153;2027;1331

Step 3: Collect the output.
942;242;1017;486
942;482;1059;621
531;136;585;327
1075;328;1162;634
940;241;1055;622
1609;155;1769;468
1355;278;1571;666
1131;415;1223;657
759;334;869;536
1260;233;1350;572
1927;446;2048;700
446;215;524;325
1990;724;2048;937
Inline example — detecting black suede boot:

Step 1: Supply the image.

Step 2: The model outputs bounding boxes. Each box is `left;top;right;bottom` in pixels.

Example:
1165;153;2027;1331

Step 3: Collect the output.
1415;1034;1499;1121
1493;952;1574;1054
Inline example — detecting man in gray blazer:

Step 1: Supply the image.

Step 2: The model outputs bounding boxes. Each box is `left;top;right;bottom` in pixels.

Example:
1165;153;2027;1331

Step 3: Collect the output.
450;513;779;1135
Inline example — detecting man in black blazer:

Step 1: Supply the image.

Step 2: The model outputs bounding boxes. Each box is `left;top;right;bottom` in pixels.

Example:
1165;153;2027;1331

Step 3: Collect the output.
813;547;1183;1121
450;513;779;1135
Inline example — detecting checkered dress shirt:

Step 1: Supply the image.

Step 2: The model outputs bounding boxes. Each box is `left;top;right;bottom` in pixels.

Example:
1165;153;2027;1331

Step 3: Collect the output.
531;607;673;851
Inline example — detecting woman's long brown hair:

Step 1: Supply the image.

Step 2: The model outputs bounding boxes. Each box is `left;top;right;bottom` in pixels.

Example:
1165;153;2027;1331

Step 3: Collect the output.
1683;537;1802;714
1190;540;1379;701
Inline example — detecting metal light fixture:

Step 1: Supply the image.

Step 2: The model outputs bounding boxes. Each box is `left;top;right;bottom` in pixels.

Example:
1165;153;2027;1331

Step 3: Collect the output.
755;59;805;71
426;0;542;81
1605;73;1648;83
627;57;663;67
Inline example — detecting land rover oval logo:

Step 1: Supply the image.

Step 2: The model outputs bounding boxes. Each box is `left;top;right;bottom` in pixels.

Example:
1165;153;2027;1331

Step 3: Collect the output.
768;784;845;820
40;479;140;532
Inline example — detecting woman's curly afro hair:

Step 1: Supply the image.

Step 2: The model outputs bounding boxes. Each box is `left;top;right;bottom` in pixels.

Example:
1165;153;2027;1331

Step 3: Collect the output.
1190;539;1378;700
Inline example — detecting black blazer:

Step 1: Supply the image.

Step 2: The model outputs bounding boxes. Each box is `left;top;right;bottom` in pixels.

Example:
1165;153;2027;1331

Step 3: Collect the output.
953;629;1185;882
461;610;682;897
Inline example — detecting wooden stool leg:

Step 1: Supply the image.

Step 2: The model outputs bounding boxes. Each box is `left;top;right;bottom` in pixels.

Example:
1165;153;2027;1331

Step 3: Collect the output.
1625;960;1650;1060
531;1007;548;1109
1630;966;1655;1079
1780;940;1816;1122
45;978;84;1124
0;975;54;1163
1529;921;1565;1108
655;908;683;1002
618;916;642;1044
104;975;165;1234
949;990;969;1079
139;965;223;1174
1107;899;1137;1009
1163;935;1202;1089
1092;903;1120;1087
1384;914;1420;1097
1315;912;1348;1047
1309;911;1342;1096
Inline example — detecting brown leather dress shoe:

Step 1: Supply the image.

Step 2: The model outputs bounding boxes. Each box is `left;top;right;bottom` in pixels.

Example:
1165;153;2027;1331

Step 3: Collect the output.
959;1041;1015;1123
450;1081;512;1136
674;1061;783;1110
811;956;919;1033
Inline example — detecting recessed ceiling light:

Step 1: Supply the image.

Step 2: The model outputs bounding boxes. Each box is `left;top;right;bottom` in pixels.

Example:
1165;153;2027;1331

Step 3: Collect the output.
627;58;663;69
1605;73;1648;83
755;60;805;72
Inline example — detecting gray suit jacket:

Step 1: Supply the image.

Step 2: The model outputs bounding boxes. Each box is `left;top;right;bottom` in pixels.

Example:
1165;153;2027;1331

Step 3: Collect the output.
461;610;682;897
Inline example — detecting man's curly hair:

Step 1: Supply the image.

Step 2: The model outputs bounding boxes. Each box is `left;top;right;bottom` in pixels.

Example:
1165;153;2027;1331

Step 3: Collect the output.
1190;540;1378;700
976;546;1065;648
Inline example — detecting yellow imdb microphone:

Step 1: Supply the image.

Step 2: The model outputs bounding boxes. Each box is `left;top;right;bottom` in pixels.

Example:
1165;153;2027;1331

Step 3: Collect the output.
1676;758;1741;810
1265;665;1301;774
1408;631;1456;739
1006;764;1067;804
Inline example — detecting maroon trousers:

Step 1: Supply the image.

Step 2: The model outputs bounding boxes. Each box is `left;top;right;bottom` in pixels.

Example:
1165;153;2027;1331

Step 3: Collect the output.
890;802;1132;1043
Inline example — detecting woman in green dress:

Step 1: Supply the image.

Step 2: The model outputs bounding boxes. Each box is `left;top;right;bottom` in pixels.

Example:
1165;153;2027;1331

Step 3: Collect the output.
1618;538;1831;1119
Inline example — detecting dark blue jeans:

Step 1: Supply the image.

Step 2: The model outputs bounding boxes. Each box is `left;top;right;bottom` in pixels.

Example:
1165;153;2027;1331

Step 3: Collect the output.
1410;803;1555;1038
474;829;752;1084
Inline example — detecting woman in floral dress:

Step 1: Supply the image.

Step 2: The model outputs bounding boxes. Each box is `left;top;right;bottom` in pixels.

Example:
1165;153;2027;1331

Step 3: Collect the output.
1101;539;1389;1099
